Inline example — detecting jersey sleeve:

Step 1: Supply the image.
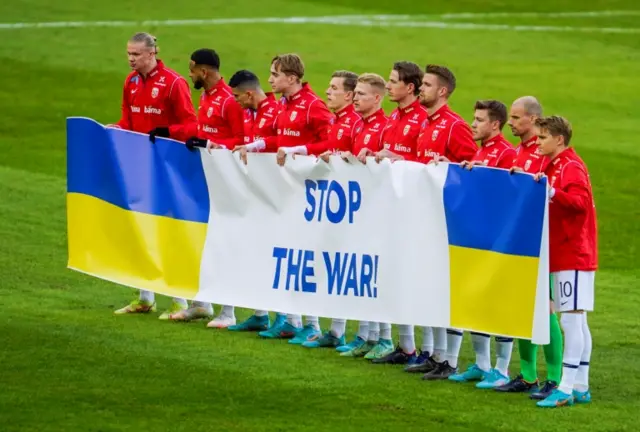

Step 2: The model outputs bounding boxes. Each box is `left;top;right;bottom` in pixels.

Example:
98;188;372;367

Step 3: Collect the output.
308;100;333;143
115;78;131;130
167;78;198;142
448;121;478;162
551;163;592;212
214;98;245;149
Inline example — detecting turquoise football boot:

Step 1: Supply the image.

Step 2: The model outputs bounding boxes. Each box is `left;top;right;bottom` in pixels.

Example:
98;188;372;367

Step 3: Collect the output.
448;364;487;382
228;314;270;331
476;368;510;389
302;331;346;348
537;389;575;408
288;324;321;345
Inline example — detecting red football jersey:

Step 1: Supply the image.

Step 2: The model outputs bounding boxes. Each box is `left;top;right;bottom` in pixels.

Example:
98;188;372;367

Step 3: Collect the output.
264;83;333;152
416;105;477;164
115;60;196;139
305;104;362;155
471;133;517;169
513;136;550;174
351;109;388;155
546;147;598;272
243;93;279;144
380;99;429;161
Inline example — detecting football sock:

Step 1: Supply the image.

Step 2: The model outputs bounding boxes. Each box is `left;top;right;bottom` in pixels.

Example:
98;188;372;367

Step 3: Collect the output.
433;327;447;362
446;328;463;368
305;316;320;330
380;323;392;341
495;337;514;377
575;313;592;392
558;313;584;394
287;314;302;328
518;339;538;382
222;305;235;317
254;310;268;317
357;321;370;340
139;290;154;303
331;318;347;338
367;321;380;342
398;324;416;354
544;312;564;383
420;326;434;355
471;332;491;372
172;298;187;307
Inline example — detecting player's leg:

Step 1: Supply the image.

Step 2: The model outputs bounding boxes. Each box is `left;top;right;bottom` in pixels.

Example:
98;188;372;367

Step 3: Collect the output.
338;320;370;355
405;326;444;374
114;289;156;314
530;311;563;399
206;305;236;328
449;332;490;383
372;324;417;364
573;312;592;403
364;322;394;360
169;301;214;321
538;270;594;407
228;309;272;332
303;318;346;348
476;337;512;389
422;328;460;380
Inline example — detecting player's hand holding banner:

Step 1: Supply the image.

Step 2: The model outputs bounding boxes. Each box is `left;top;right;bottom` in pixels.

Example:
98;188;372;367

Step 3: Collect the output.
66;117;550;343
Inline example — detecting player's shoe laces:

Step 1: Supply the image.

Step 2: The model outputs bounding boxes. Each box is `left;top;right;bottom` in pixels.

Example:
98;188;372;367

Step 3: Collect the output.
227;314;270;331
536;389;574;408
572;389;592;404
476;368;509;389
494;374;539;393
288;324;321;345
448;363;486;382
302;331;345;348
404;350;437;373
530;380;558;400
422;360;457;380
114;299;156;315
258;320;299;339
207;314;237;328
340;339;375;357
336;336;366;353
169;305;213;321
363;339;394;360
158;301;187;320
371;345;416;364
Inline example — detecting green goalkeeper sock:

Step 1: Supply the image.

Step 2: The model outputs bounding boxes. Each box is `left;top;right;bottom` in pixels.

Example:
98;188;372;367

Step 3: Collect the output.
544;312;563;383
518;338;538;383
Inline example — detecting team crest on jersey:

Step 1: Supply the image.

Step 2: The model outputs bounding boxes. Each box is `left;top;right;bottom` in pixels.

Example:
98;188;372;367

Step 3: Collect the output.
364;134;371;145
151;87;159;98
524;160;532;171
259;118;266;128
337;129;344;140
290;111;298;121
432;129;439;141
207;107;213;118
403;125;410;136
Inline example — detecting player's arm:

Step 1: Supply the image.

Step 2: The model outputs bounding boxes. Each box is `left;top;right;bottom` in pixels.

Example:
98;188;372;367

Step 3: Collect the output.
308;100;333;143
549;164;592;212
167;77;198;142
497;147;517;169
449;121;478;162
212;99;245;149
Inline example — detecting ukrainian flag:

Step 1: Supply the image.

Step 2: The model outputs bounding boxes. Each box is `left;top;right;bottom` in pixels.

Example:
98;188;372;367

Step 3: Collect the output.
66;117;209;300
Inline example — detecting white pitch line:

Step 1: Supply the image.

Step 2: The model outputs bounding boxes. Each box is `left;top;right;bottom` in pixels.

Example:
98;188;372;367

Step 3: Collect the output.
1;11;640;33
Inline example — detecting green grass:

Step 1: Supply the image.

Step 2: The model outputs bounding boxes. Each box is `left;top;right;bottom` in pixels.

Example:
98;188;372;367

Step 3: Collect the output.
1;1;639;430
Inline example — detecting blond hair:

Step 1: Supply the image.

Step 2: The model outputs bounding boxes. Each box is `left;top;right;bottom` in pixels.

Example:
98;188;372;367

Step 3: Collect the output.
271;53;304;79
130;32;158;54
358;72;386;94
535;115;573;146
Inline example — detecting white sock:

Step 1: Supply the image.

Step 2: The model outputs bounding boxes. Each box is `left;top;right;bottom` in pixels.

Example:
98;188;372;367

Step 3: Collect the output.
139;289;154;303
575;313;592;392
446;329;464;368
254;310;268;317
558;313;585;395
420;326;434;354
398;324;416;354
367;321;379;341
222;305;235;317
471;332;491;372
331;318;346;338
172;297;187;307
193;301;213;314
433;327;447;362
495;337;513;377
287;314;302;328
305;316;320;330
357;321;369;340
380;323;392;341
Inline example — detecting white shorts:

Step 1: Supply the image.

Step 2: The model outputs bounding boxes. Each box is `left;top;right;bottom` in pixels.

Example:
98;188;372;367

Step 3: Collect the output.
552;270;595;312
